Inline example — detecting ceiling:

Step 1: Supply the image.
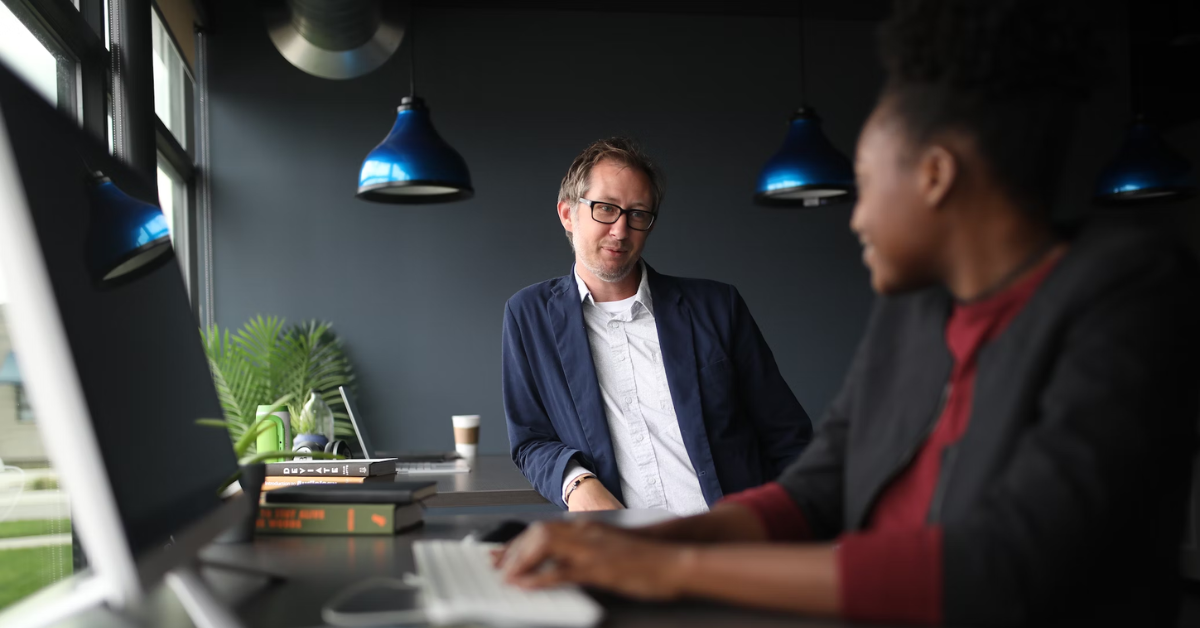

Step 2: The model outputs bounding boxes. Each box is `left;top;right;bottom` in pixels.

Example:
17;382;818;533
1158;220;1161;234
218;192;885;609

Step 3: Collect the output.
225;0;1198;126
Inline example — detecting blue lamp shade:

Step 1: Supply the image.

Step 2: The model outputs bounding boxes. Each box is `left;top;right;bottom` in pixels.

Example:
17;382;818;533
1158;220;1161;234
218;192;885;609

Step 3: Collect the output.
0;351;20;385
85;174;174;284
357;96;473;204
755;106;856;207
1095;117;1197;205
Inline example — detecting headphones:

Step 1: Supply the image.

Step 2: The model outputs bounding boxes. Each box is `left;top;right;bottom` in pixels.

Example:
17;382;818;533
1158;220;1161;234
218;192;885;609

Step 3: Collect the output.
292;435;352;459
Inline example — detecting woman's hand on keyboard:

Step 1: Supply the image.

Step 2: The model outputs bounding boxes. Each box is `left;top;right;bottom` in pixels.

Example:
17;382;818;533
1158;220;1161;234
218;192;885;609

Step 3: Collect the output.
493;520;696;601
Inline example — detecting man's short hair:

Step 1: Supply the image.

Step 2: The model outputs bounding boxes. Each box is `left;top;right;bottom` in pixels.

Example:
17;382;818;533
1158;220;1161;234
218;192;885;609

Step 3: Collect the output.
558;137;665;212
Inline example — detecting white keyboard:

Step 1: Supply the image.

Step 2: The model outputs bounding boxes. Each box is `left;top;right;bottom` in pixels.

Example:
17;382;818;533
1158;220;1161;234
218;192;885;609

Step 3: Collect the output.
412;539;603;627
396;460;471;474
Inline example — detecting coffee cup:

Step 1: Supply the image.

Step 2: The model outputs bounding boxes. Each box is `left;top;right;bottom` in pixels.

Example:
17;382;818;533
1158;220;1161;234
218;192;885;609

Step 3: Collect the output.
452;414;480;461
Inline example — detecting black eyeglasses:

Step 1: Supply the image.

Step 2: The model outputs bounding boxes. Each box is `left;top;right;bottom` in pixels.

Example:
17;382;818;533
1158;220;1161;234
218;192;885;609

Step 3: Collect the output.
578;198;657;231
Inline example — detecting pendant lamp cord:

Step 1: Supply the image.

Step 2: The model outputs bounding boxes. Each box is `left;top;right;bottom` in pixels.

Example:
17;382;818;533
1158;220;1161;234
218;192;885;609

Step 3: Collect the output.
408;2;417;98
76;152;95;176
1127;0;1141;118
798;0;807;105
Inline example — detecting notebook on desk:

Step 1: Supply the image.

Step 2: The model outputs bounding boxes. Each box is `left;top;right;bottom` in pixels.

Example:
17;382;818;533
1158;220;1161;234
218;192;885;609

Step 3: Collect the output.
339;386;470;474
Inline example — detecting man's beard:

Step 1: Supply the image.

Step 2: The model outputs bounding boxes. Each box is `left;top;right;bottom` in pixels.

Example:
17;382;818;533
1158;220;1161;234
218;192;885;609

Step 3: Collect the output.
573;232;637;283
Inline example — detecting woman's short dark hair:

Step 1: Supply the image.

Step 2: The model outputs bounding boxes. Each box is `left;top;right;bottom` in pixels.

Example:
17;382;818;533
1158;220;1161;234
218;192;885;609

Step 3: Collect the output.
877;0;1105;215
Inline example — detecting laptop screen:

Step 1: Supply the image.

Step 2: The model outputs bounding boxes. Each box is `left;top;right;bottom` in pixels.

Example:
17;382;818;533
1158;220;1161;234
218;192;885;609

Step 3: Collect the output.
339;386;375;458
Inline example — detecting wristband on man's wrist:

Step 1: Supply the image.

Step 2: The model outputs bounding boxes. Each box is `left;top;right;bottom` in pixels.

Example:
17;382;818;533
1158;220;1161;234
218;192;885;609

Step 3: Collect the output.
564;474;596;504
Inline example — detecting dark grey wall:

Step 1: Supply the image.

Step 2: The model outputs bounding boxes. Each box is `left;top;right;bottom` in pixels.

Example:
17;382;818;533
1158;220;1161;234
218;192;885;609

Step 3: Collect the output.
206;3;1151;456
207;4;879;455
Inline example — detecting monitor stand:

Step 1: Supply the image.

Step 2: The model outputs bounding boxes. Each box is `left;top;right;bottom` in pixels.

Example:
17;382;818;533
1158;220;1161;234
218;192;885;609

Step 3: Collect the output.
165;563;249;628
162;558;288;628
0;560;267;628
196;556;288;609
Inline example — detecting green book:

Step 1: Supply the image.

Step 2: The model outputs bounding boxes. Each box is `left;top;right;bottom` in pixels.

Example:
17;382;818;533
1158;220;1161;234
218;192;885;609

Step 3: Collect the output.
255;502;423;535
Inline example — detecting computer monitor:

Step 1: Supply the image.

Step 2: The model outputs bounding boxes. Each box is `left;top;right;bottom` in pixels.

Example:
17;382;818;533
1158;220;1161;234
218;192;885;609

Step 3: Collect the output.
0;63;248;626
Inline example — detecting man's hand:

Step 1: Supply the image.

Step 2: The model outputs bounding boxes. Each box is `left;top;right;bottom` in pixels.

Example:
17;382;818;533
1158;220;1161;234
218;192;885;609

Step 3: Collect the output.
565;477;624;512
492;520;694;600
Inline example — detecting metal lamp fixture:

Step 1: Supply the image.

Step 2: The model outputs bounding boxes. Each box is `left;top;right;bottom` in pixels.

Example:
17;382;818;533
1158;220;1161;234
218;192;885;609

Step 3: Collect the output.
754;2;855;207
1094;9;1197;207
263;0;406;80
85;172;174;284
356;6;473;204
1094;115;1197;204
755;106;855;206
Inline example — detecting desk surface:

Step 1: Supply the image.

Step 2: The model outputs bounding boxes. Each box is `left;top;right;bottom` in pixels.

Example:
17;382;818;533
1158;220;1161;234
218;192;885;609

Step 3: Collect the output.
206;509;857;628
417;454;548;508
41;509;868;628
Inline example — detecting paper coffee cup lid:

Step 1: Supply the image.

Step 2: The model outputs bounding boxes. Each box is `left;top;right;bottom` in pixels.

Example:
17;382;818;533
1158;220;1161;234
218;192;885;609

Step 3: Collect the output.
452;415;480;428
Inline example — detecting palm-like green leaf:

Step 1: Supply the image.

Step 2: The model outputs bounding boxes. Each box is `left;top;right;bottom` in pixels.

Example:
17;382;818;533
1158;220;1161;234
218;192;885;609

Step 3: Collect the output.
203;326;258;441
200;316;357;453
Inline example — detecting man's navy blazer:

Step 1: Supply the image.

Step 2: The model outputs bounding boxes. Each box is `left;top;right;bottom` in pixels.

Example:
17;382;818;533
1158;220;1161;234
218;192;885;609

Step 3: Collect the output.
502;263;813;508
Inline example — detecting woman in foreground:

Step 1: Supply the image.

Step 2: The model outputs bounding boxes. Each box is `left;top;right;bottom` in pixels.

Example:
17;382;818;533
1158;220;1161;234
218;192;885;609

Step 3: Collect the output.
497;0;1200;625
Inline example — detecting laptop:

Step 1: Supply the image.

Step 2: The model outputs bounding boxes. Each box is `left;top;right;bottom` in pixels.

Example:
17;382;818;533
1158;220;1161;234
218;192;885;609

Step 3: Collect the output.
339;386;470;474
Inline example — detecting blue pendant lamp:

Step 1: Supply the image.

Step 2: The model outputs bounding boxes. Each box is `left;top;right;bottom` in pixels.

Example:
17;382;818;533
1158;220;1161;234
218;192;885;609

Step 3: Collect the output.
356;7;472;204
754;2;855;207
1094;115;1197;204
755;106;855;206
85;172;173;284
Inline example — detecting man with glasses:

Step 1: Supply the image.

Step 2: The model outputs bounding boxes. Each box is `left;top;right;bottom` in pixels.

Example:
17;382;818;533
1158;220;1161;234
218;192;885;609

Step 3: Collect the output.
502;137;813;516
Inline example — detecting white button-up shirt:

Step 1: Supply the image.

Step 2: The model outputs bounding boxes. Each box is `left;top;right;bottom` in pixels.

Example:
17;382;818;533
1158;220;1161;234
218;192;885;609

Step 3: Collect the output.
561;263;709;517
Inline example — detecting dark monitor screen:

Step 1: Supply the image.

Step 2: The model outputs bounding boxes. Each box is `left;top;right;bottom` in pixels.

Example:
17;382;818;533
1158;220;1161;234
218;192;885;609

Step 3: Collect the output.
0;64;238;557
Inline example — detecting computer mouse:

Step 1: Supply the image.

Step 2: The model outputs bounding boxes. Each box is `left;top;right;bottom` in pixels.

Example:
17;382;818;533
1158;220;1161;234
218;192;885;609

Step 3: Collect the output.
478;520;528;544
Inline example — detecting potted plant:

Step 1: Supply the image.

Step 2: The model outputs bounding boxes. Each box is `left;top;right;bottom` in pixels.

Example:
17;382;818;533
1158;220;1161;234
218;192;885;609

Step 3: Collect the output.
197;317;357;541
199;315;357;462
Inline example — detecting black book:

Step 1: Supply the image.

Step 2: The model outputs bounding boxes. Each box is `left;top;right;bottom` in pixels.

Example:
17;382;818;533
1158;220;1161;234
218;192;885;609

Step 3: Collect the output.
263;458;397;477
264;480;438;505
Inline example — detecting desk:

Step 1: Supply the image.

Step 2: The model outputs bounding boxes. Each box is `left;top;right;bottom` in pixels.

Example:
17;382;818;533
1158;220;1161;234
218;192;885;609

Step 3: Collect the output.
417;454;548;508
44;509;860;628
207;509;853;628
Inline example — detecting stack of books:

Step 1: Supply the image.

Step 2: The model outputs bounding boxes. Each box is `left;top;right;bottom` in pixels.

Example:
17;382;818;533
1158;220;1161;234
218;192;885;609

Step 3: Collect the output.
261;458;397;491
256;479;438;536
